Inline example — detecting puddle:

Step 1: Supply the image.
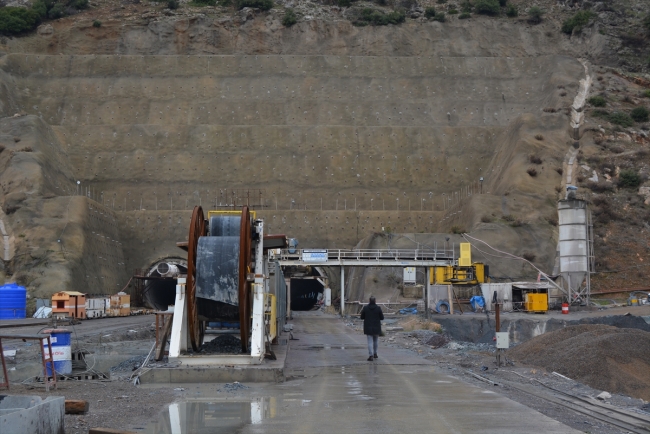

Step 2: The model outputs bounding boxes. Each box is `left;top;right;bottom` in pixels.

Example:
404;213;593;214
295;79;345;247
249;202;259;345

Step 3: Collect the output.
144;398;276;433
300;345;365;351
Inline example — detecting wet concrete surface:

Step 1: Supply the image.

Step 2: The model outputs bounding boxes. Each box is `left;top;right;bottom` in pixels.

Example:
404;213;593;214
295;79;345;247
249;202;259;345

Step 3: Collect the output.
144;311;580;433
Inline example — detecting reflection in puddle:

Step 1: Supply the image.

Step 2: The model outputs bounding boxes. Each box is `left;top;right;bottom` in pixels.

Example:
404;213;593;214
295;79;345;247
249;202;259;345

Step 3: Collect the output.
145;398;274;434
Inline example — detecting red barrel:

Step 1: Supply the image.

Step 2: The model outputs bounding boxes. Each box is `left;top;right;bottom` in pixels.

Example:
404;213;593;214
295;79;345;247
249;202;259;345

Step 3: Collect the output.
561;303;569;314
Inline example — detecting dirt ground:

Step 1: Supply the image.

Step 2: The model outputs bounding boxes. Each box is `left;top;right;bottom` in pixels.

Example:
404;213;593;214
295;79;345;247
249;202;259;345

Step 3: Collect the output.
4;310;650;433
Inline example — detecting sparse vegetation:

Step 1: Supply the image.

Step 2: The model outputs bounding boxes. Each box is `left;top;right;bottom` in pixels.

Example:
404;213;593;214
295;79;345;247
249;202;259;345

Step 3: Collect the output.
529;155;542;164
587;180;614;193
354;8;405;26
561;11;594;34
534;134;544;141
498;0;507;6
93;19;102;27
510;218;524;227
237;0;273;10
481;215;493;223
505;5;517;17
608;111;634;127
167;0;179;9
459;12;471;19
282;8;297;26
450;225;465;234
0;7;41;35
425;7;437;18
448;9;458;14
555;167;563;175
526;167;538;177
474;0;499;16
527;6;543;24
618;169;641;189
643;13;650;35
522;252;536;262
630;107;649;123
502;214;515;222
433;12;446;22
436;0;447;3
588;95;606;107
545;216;558;226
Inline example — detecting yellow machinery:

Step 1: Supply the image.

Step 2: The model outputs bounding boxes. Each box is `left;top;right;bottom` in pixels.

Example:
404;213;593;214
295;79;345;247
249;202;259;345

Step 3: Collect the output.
429;243;488;285
512;283;549;313
524;293;548;313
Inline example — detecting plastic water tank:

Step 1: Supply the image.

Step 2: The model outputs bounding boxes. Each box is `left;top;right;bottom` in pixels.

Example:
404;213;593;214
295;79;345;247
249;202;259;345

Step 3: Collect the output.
0;283;27;319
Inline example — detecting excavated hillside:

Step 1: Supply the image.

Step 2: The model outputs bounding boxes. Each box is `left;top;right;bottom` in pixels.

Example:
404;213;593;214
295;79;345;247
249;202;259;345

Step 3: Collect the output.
0;0;648;300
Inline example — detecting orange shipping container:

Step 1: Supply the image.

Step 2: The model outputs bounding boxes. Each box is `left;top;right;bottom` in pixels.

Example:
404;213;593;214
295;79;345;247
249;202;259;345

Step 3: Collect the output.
51;291;86;319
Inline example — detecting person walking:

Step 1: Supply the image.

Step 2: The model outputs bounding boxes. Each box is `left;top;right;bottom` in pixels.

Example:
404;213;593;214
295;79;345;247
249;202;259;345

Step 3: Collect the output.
360;296;384;361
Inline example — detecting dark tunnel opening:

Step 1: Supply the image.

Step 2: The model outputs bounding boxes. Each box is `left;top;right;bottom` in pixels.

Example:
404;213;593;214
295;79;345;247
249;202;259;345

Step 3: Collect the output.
143;260;188;311
290;271;325;311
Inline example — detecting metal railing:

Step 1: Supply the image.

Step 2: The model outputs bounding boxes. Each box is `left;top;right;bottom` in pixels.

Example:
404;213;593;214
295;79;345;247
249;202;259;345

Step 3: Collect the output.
280;248;455;262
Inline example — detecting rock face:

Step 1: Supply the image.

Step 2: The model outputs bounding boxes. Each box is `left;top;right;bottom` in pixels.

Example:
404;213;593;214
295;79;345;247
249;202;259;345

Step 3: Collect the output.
0;17;590;299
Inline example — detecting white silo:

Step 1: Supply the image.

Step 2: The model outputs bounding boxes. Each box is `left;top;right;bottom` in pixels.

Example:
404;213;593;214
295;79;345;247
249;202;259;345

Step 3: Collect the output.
557;199;593;305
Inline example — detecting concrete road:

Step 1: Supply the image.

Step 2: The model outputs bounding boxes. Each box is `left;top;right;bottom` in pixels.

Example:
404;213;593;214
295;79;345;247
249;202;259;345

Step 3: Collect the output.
0;314;154;338
146;311;579;433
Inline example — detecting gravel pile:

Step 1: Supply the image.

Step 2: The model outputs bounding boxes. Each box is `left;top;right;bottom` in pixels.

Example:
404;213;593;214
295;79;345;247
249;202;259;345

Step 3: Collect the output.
218;382;249;392
110;355;147;372
425;334;449;349
199;334;244;354
508;324;650;400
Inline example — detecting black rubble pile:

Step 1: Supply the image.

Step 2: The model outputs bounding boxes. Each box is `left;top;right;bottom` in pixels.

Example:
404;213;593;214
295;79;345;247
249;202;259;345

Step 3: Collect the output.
199;334;244;354
218;382;249;392
425;334;449;349
110;355;147;372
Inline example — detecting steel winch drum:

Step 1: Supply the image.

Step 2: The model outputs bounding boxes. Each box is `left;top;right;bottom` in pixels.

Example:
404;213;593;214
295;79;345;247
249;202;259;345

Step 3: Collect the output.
186;206;252;352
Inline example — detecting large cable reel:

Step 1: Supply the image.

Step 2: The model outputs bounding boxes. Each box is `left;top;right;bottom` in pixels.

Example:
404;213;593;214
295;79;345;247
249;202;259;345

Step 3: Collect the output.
186;206;253;353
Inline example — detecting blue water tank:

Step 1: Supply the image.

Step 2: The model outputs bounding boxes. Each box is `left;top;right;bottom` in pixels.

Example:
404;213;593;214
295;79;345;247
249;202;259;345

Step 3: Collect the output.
0;283;27;319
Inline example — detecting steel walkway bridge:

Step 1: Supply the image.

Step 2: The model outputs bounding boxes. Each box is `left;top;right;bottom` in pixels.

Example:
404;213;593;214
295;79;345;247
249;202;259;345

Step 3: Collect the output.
275;247;459;316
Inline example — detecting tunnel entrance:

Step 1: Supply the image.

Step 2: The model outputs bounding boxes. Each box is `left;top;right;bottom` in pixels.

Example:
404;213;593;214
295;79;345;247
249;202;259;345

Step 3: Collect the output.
290;269;325;311
142;258;187;311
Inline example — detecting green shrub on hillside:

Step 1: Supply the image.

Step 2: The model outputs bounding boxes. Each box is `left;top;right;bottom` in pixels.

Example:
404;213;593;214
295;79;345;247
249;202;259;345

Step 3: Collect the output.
168;0;179;8
498;0;507;6
527;6;543;23
505;4;517;17
643;90;650;98
193;0;217;5
237;0;273;10
434;11;445;22
282;8;297;26
92;19;102;26
643;13;650;34
459;11;471;18
618;169;641;188
474;0;499;15
631;107;649;122
0;7;41;35
608;111;634;127
448;9;458;14
562;11;594;34
354;8;405;26
460;1;472;12
425;7;437;18
588;96;606;107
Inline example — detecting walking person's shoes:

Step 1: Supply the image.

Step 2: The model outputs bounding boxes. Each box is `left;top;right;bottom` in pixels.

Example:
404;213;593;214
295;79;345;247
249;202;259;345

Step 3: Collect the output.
367;356;374;361
373;354;378;358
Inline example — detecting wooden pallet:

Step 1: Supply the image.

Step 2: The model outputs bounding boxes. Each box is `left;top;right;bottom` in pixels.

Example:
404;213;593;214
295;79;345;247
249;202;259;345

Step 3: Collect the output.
38;372;108;382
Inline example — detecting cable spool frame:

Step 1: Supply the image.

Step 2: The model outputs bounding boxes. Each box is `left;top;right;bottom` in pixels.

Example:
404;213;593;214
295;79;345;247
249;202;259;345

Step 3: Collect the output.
186;206;253;353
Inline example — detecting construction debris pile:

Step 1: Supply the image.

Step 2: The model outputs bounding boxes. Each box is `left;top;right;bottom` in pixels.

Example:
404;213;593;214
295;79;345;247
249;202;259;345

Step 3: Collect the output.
198;335;244;354
508;324;650;401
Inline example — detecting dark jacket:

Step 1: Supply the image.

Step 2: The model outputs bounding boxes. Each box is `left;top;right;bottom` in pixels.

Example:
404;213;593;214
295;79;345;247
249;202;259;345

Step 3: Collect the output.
360;303;384;335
